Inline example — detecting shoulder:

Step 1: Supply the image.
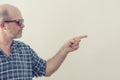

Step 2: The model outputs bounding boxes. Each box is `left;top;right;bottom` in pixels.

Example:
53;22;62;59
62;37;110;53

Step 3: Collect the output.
12;40;30;48
12;40;34;55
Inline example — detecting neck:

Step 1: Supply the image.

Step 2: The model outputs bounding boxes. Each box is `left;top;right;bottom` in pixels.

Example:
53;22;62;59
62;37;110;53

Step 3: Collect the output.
0;35;13;56
0;30;14;56
0;34;13;48
0;40;12;47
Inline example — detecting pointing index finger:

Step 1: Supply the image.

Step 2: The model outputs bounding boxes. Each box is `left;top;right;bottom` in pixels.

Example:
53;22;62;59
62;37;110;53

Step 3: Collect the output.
79;35;88;39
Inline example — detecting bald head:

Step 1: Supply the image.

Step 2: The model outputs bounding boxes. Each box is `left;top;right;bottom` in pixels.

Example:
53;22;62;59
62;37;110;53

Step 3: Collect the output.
0;4;22;21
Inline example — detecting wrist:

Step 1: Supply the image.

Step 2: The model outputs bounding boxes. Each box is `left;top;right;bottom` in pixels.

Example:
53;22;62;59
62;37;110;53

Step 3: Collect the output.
59;47;69;55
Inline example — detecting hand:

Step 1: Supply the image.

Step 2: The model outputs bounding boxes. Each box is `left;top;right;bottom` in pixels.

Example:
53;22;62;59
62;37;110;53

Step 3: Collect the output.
61;35;88;53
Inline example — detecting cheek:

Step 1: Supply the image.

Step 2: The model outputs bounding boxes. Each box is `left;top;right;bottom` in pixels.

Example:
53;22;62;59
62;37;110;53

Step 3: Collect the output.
5;24;20;34
8;28;18;35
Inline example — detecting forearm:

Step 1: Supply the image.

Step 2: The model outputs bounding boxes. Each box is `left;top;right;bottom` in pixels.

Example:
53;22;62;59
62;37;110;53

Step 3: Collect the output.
45;35;87;77
45;49;69;77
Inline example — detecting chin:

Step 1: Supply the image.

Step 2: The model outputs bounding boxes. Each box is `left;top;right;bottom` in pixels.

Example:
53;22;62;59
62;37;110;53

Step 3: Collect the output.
14;35;22;39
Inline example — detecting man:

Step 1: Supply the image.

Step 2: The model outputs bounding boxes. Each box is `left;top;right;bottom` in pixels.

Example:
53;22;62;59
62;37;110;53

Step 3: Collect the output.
0;4;87;80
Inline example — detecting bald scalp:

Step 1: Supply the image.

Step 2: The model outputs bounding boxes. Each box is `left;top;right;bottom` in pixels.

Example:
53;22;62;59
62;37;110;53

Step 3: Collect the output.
0;4;22;21
0;4;9;21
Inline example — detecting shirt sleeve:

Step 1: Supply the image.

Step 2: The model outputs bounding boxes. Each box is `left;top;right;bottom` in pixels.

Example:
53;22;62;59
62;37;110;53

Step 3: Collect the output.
29;47;46;77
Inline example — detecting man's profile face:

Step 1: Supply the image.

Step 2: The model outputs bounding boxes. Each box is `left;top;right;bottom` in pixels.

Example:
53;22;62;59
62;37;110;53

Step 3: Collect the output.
4;20;24;39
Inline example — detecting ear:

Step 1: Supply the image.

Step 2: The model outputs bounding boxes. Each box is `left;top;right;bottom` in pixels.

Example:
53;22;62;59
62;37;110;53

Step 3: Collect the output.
0;22;4;28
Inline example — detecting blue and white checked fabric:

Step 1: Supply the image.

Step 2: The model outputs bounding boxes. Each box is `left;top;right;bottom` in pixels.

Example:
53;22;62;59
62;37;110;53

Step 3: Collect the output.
0;40;46;80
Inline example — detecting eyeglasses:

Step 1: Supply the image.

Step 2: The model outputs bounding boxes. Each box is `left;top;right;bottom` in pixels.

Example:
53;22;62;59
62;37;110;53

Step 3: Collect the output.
3;19;24;26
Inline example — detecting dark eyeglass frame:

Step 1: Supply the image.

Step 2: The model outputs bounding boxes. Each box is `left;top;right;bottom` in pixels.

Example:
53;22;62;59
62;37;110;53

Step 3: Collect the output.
3;19;24;26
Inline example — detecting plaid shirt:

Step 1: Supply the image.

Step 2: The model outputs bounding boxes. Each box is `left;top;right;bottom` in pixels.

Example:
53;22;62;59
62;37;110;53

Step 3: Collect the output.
0;40;46;80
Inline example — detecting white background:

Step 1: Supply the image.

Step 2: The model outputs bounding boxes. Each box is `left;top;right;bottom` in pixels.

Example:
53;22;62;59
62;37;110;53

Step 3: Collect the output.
0;0;120;80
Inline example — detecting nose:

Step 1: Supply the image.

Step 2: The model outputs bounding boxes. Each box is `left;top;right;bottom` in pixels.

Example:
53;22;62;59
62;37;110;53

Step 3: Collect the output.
20;23;25;28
